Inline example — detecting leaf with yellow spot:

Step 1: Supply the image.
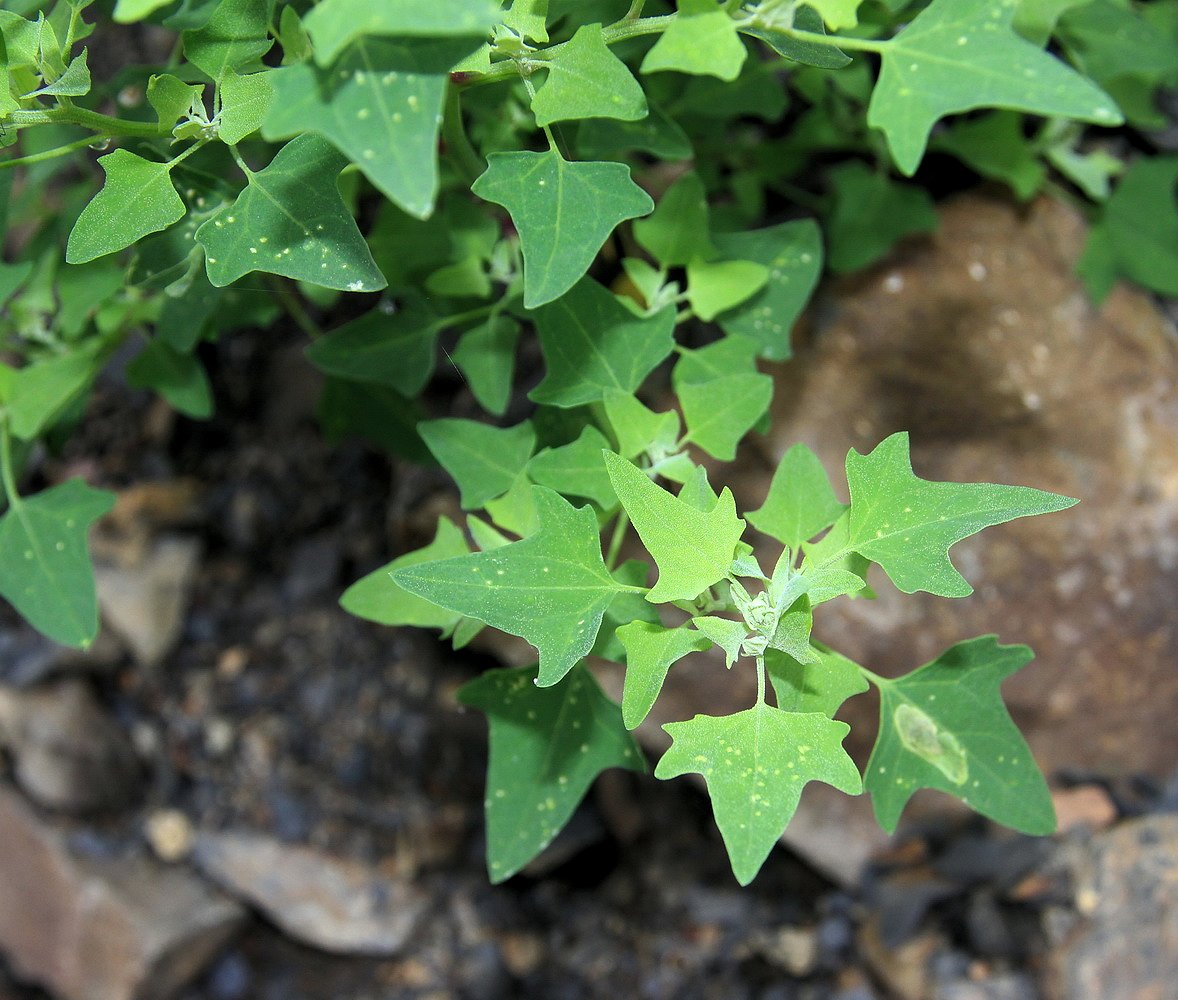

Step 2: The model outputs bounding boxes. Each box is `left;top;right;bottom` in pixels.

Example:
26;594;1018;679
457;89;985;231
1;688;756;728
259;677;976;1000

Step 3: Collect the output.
195;134;385;292
393;487;628;687
458;663;645;883
864;636;1054;834
656;704;861;884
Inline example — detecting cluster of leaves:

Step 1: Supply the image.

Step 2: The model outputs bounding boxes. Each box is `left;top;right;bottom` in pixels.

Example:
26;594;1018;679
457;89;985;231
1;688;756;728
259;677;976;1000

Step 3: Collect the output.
1;0;1173;882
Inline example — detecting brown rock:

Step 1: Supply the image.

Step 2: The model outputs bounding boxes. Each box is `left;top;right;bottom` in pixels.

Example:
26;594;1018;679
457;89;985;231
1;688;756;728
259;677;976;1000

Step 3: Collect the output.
192;831;426;956
0;786;244;1000
1051;785;1118;834
859;914;945;1000
1042;815;1178;1000
0;680;140;813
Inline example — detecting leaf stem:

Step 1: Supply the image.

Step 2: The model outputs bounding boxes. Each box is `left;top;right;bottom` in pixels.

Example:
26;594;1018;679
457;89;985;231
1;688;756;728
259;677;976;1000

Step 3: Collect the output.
0;418;23;511
624;0;647;18
9;106;170;139
267;277;322;340
443;83;484;187
0;134;100;170
605;506;631;571
756;654;766;706
856;663;891;688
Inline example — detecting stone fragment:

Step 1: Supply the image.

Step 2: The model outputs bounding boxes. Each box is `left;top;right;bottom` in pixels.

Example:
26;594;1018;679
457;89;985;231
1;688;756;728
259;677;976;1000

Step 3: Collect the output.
1051;785;1118;834
0;680;140;813
192;831;426;956
1042;815;1178;1000
144;809;195;863
0;786;244;1000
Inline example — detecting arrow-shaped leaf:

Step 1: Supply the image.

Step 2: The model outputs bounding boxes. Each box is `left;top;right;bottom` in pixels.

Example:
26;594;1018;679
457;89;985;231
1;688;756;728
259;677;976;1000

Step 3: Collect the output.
617;620;711;729
531;22;646;126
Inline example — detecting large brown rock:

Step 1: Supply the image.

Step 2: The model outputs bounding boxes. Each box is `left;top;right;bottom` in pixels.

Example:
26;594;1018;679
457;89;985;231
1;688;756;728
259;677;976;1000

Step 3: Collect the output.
0;786;243;1000
661;192;1178;785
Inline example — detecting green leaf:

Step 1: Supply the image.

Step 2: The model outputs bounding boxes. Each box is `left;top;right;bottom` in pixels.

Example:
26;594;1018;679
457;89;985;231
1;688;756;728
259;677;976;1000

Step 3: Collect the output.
529;276;676;407
838;432;1077;597
182;0;272;80
1055;1;1178;90
617;620;711;728
114;0;177;22
691;615;747;668
864;636;1054;834
125;338;212;419
0;261;34;311
451;315;520;417
318;377;430;463
1079;156;1178;301
66;150;185;265
196;134;385;292
217;69;274;144
803;0;864;31
655;704;862;884
801;512;873;604
7;346;102;440
633;171;715;268
766;644;869;717
590;558;659;663
306;300;438;397
713;220;822;361
527;425;617;509
24;48;89;96
867;0;1123;175
826;162;938;274
418;418;535;509
263;37;473;219
531;23;646;126
748;443;846;549
147;73;203;129
0;479;115;648
935;111;1046;201
394;488;627;687
641;0;746;82
484;474;540;538
603;450;745;603
741;6;851;70
1013;0;1090;45
575;103;692;160
458;663;644;882
672;340;773;462
766;595;816;663
685;259;768;322
340;515;469;629
471;150;654;308
503;0;548;42
302;0;500;65
601;389;680;462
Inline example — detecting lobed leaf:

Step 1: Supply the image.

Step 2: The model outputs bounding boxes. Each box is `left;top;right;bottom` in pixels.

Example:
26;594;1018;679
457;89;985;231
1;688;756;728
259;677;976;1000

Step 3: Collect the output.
530;23;646;127
418;418;535;510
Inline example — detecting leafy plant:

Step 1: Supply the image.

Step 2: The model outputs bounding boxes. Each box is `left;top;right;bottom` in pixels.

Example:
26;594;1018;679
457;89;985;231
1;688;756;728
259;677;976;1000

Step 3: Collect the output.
2;0;1175;883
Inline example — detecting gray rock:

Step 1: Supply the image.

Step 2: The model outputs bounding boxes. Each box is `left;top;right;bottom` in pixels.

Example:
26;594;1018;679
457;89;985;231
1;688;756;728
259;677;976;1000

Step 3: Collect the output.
935;973;1037;1000
1042;814;1178;1000
0;786;244;1000
0;679;141;813
95;535;201;668
192;831;426;956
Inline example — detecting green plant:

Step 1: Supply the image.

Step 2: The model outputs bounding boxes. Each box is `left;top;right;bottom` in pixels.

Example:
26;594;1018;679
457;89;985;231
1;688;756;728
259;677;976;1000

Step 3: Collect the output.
2;0;1176;884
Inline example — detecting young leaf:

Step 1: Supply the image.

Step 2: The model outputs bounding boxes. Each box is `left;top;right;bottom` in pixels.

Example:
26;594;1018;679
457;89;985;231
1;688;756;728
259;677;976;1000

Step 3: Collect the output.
864;636;1054;835
471;150;654;308
840;432;1077;597
66;150;186;265
935;111;1046;201
450;315;521;417
673;340;773;462
263;38;474;219
458;663;644;882
394;488;627;687
530;23;646;127
0;479;115;648
691;615;747;668
217;69;274;144
748;443;846;550
804;0;864;31
418;418;535;509
867;0;1122;175
529;277;676;407
590;559;660;663
825;162;938;274
640;0;746;82
24;49;90;97
527;425;618;510
603;451;745;604
6;346;102;441
575;104;693;161
340;515;469;629
182;0;272;80
125;338;213;419
617;620;711;729
655;704;862;884
633;172;715;268
766;644;869;717
685;259;768;322
147;73;203;130
741;5;851;70
302;0;500;65
195;134;385;293
601;390;680;462
713;220;822;361
503;0;548;42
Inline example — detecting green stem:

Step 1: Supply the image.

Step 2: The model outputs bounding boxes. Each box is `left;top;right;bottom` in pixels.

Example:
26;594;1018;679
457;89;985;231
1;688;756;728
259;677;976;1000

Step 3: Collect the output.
443;83;484;187
624;0;646;18
9;106;170;139
605;507;631;571
0;418;23;511
228;144;255;179
784;28;886;53
857;663;890;688
0;134;100;170
268;277;322;340
756;654;766;706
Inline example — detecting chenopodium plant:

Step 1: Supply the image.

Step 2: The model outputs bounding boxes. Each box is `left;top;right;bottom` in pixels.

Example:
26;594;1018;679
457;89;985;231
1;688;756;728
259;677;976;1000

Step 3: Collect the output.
1;0;1161;883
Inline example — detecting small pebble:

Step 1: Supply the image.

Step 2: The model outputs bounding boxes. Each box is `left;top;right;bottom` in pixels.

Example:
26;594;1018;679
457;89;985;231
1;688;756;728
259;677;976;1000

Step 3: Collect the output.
145;808;195;862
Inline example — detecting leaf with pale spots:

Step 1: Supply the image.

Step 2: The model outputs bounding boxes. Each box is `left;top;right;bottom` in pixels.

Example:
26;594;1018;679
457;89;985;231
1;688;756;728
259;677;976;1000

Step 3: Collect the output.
825;432;1077;597
0;479;115;649
529;276;676;408
458;663;644;882
713;220;823;361
530;23;646;127
418;418;535;510
263;37;474;219
656;704;861;884
603;451;746;604
393;488;627;687
865;636;1054;834
195;134;385;292
617;621;711;729
471;150;654;308
867;0;1122;175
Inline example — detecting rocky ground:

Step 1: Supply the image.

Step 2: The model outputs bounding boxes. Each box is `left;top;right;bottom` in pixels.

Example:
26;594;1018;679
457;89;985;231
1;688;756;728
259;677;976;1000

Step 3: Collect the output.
0;193;1176;1000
